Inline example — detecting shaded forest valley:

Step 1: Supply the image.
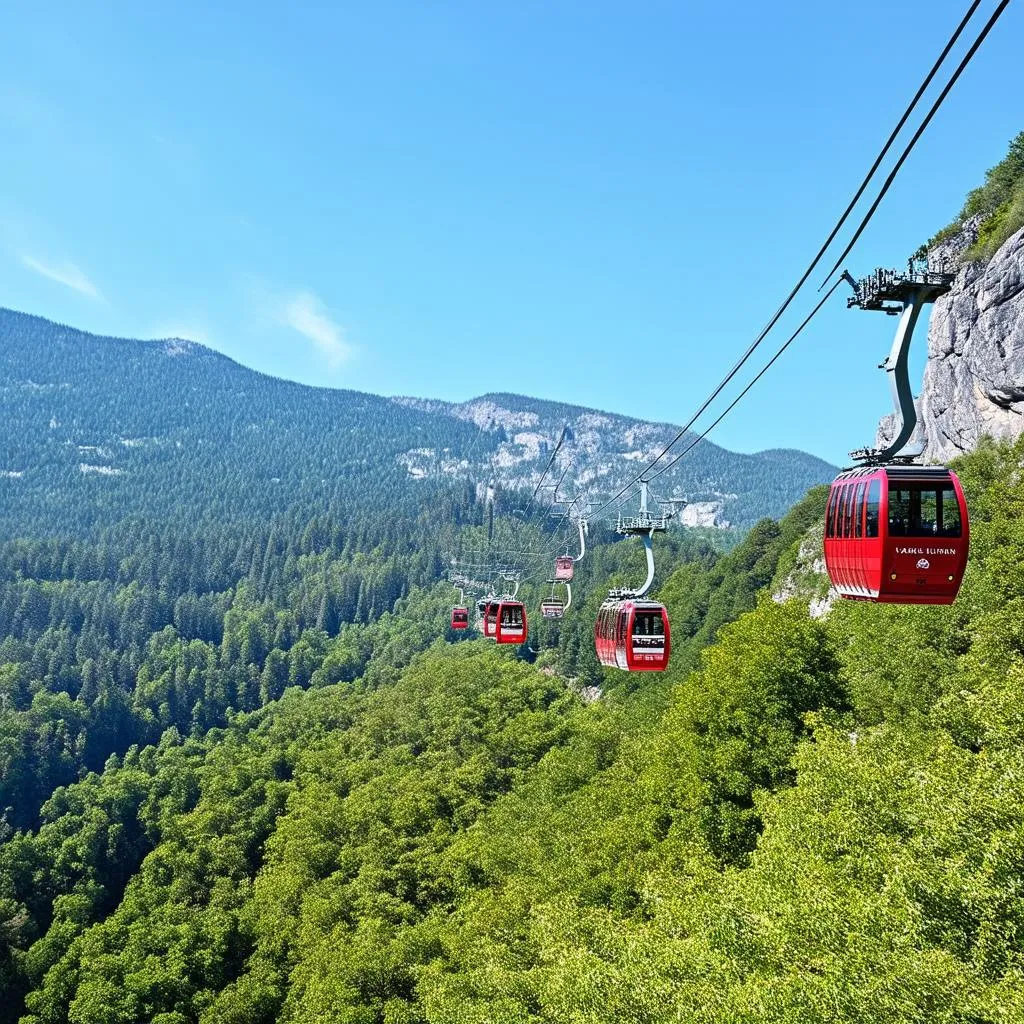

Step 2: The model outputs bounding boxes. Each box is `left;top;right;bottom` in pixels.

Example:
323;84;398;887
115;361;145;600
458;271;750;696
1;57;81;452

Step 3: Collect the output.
2;432;1024;1023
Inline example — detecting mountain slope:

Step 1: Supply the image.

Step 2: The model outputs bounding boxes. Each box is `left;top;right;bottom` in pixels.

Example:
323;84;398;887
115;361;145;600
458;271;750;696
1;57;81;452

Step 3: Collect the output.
0;307;835;533
395;391;836;527
0;308;490;534
8;436;1024;1024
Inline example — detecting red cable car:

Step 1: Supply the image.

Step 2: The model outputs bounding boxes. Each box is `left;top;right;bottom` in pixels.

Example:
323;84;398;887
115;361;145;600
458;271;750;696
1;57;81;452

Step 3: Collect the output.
450;607;469;630
823;465;969;604
484;600;527;644
541;599;564;619
594;599;671;672
554;556;575;582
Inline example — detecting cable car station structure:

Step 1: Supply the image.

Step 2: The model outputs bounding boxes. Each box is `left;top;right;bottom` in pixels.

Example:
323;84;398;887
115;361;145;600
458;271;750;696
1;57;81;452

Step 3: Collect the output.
844;261;954;464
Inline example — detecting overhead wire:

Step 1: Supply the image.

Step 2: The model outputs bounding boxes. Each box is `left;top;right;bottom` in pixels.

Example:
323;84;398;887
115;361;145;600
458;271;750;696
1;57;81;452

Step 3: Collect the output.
818;0;1013;287
497;493;585;591
520;425;569;521
511;428;582;585
461;414;493;475
641;0;1013;487
649;277;846;481
461;0;1011;611
551;460;572;504
508;512;577;581
588;0;998;521
462;424;573;589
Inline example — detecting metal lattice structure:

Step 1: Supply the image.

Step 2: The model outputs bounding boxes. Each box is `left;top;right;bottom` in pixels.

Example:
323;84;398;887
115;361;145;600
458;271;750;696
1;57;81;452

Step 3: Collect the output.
847;260;955;316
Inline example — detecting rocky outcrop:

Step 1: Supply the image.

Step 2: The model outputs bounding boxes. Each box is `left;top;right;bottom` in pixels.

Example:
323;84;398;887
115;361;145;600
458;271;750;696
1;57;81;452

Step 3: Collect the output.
885;225;1024;462
678;501;729;528
770;521;835;618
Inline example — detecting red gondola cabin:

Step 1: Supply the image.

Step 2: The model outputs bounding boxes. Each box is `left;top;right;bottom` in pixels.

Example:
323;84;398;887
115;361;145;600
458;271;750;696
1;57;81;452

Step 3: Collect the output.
554;556;575;582
824;465;969;604
594;599;671;672
450;607;469;630
484;600;526;644
541;599;564;619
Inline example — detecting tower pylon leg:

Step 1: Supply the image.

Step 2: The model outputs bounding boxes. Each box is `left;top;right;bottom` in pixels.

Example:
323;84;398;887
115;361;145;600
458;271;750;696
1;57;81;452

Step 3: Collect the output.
874;285;930;461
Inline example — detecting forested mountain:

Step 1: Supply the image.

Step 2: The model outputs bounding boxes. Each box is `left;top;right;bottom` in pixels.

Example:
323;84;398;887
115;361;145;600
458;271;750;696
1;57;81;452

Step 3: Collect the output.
0;309;485;535
4;296;1024;1021
4;429;1024;1022
394;391;835;527
0;307;834;534
0;438;824;1022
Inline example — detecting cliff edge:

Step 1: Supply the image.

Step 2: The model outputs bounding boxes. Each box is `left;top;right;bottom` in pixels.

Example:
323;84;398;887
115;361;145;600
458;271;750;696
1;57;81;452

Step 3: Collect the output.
917;223;1024;462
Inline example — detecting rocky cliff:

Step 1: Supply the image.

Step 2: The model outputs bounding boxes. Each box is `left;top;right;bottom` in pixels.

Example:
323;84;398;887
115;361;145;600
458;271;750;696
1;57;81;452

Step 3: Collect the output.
875;224;1024;463
920;223;1024;461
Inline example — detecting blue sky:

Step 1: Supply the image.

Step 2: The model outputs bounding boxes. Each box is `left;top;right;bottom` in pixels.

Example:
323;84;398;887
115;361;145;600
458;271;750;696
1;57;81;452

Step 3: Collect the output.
0;1;1019;465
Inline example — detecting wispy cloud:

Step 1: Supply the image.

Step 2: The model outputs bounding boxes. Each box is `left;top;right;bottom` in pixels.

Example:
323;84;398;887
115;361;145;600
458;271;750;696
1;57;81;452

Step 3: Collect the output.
279;290;353;367
21;254;102;300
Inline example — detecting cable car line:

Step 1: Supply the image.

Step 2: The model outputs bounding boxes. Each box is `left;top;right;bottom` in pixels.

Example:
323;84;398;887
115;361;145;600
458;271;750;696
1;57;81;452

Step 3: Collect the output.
488;426;575;624
648;277;846;483
475;424;571;606
795;0;982;287
488;507;579;594
460;415;494;480
457;548;562;563
451;484;580;639
456;513;580;569
448;0;1007;645
587;0;1005;523
551;460;572;504
520;425;569;522
818;0;1012;289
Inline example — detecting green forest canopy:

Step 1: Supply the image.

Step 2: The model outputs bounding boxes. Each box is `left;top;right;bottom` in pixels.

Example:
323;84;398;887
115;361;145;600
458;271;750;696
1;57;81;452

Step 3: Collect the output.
3;434;1024;1021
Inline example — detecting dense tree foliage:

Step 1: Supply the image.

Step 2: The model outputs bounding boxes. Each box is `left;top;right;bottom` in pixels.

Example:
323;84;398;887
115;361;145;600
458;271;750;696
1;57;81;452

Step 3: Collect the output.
4;302;1024;1020
4;435;1024;1021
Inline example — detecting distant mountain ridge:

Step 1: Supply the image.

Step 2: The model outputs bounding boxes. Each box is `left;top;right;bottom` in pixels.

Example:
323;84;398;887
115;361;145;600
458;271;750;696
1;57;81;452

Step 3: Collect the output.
391;391;836;527
0;307;835;534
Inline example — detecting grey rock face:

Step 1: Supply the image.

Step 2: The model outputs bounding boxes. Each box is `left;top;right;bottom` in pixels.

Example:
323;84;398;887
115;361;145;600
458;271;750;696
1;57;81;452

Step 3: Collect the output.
928;213;983;269
878;225;1024;462
875;398;928;455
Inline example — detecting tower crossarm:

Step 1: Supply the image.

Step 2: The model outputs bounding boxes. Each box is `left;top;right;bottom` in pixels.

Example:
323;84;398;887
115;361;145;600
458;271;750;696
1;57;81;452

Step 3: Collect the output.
847;264;954;314
615;512;671;535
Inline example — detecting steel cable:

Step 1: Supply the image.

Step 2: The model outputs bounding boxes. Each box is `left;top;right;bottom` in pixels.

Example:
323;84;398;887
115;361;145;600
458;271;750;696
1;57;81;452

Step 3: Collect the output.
818;0;1012;287
588;0;996;520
